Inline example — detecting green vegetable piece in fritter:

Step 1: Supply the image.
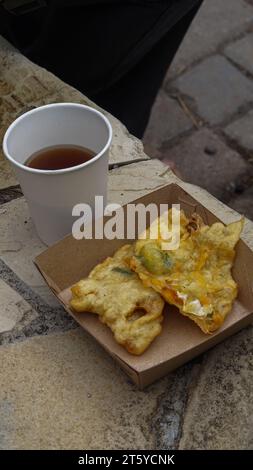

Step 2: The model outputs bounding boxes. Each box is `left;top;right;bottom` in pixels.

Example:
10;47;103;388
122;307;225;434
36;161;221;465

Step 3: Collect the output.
112;267;134;276
139;243;173;275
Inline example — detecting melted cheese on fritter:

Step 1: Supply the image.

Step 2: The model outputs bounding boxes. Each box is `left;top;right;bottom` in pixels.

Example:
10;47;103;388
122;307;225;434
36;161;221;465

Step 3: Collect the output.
130;211;243;334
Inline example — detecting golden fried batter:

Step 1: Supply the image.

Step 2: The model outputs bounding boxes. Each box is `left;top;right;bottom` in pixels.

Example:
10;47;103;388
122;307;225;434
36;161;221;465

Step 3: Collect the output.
70;245;164;354
130;210;243;334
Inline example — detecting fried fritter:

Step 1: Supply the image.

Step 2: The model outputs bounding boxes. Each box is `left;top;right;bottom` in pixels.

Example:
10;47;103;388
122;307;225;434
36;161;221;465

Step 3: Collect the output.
70;245;164;355
130;210;243;334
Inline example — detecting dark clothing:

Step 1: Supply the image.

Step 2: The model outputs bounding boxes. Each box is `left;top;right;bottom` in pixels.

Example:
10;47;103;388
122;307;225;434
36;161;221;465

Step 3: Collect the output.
0;1;203;137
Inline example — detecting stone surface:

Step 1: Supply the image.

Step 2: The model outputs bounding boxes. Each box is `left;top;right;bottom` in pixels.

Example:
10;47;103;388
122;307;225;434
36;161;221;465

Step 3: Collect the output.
229;186;253;221
224;33;253;77
0;185;22;205
143;90;192;150
0;280;37;334
178;326;253;449
173;56;253;125
152;362;200;449
0;199;60;307
0;160;16;191
162;129;250;200
224;109;253;153
0;258;75;346
108;159;175;206
168;0;253;77
0;329;167;450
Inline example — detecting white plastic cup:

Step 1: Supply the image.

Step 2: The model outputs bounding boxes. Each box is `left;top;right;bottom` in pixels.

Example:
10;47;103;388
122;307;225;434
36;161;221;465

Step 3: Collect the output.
3;103;112;245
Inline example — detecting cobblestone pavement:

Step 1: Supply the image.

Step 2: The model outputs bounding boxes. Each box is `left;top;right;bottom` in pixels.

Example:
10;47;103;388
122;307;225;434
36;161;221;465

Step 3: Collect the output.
144;0;253;221
1;1;253;451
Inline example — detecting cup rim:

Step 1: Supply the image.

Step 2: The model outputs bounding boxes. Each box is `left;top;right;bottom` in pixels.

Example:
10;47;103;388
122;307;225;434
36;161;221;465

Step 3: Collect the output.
2;102;113;175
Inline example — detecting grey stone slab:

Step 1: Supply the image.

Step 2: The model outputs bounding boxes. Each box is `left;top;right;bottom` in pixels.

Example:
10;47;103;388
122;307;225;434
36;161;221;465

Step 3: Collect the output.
0;158;16;191
168;0;253;77
0;279;37;334
224;109;253;152
0;200;61;307
0;329;168;449
0;259;75;346
0;185;22;205
162;128;250;200
173;56;253;125
108;159;176;206
224;33;253;77
143;90;192;150
152;363;199;449
179;326;253;449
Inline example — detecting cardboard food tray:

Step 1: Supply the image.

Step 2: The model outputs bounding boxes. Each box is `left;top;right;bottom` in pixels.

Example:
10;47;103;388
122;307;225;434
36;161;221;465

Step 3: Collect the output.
35;183;253;389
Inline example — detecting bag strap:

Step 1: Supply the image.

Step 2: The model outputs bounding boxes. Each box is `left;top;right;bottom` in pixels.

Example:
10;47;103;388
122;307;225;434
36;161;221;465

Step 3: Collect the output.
1;0;47;16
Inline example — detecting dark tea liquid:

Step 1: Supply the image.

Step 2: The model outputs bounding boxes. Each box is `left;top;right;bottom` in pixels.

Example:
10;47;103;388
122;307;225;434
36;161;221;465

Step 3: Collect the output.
25;145;96;170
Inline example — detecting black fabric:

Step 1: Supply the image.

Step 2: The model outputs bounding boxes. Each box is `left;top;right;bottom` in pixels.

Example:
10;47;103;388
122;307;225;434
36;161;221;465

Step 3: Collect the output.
0;0;203;137
0;3;48;49
94;4;202;137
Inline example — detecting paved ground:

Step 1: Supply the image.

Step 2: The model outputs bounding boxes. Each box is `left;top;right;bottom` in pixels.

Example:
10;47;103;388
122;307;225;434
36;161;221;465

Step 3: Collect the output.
1;0;253;451
144;0;253;221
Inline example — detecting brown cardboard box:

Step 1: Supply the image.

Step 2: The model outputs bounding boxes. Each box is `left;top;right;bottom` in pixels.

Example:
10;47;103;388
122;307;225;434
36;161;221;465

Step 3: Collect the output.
35;184;253;388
